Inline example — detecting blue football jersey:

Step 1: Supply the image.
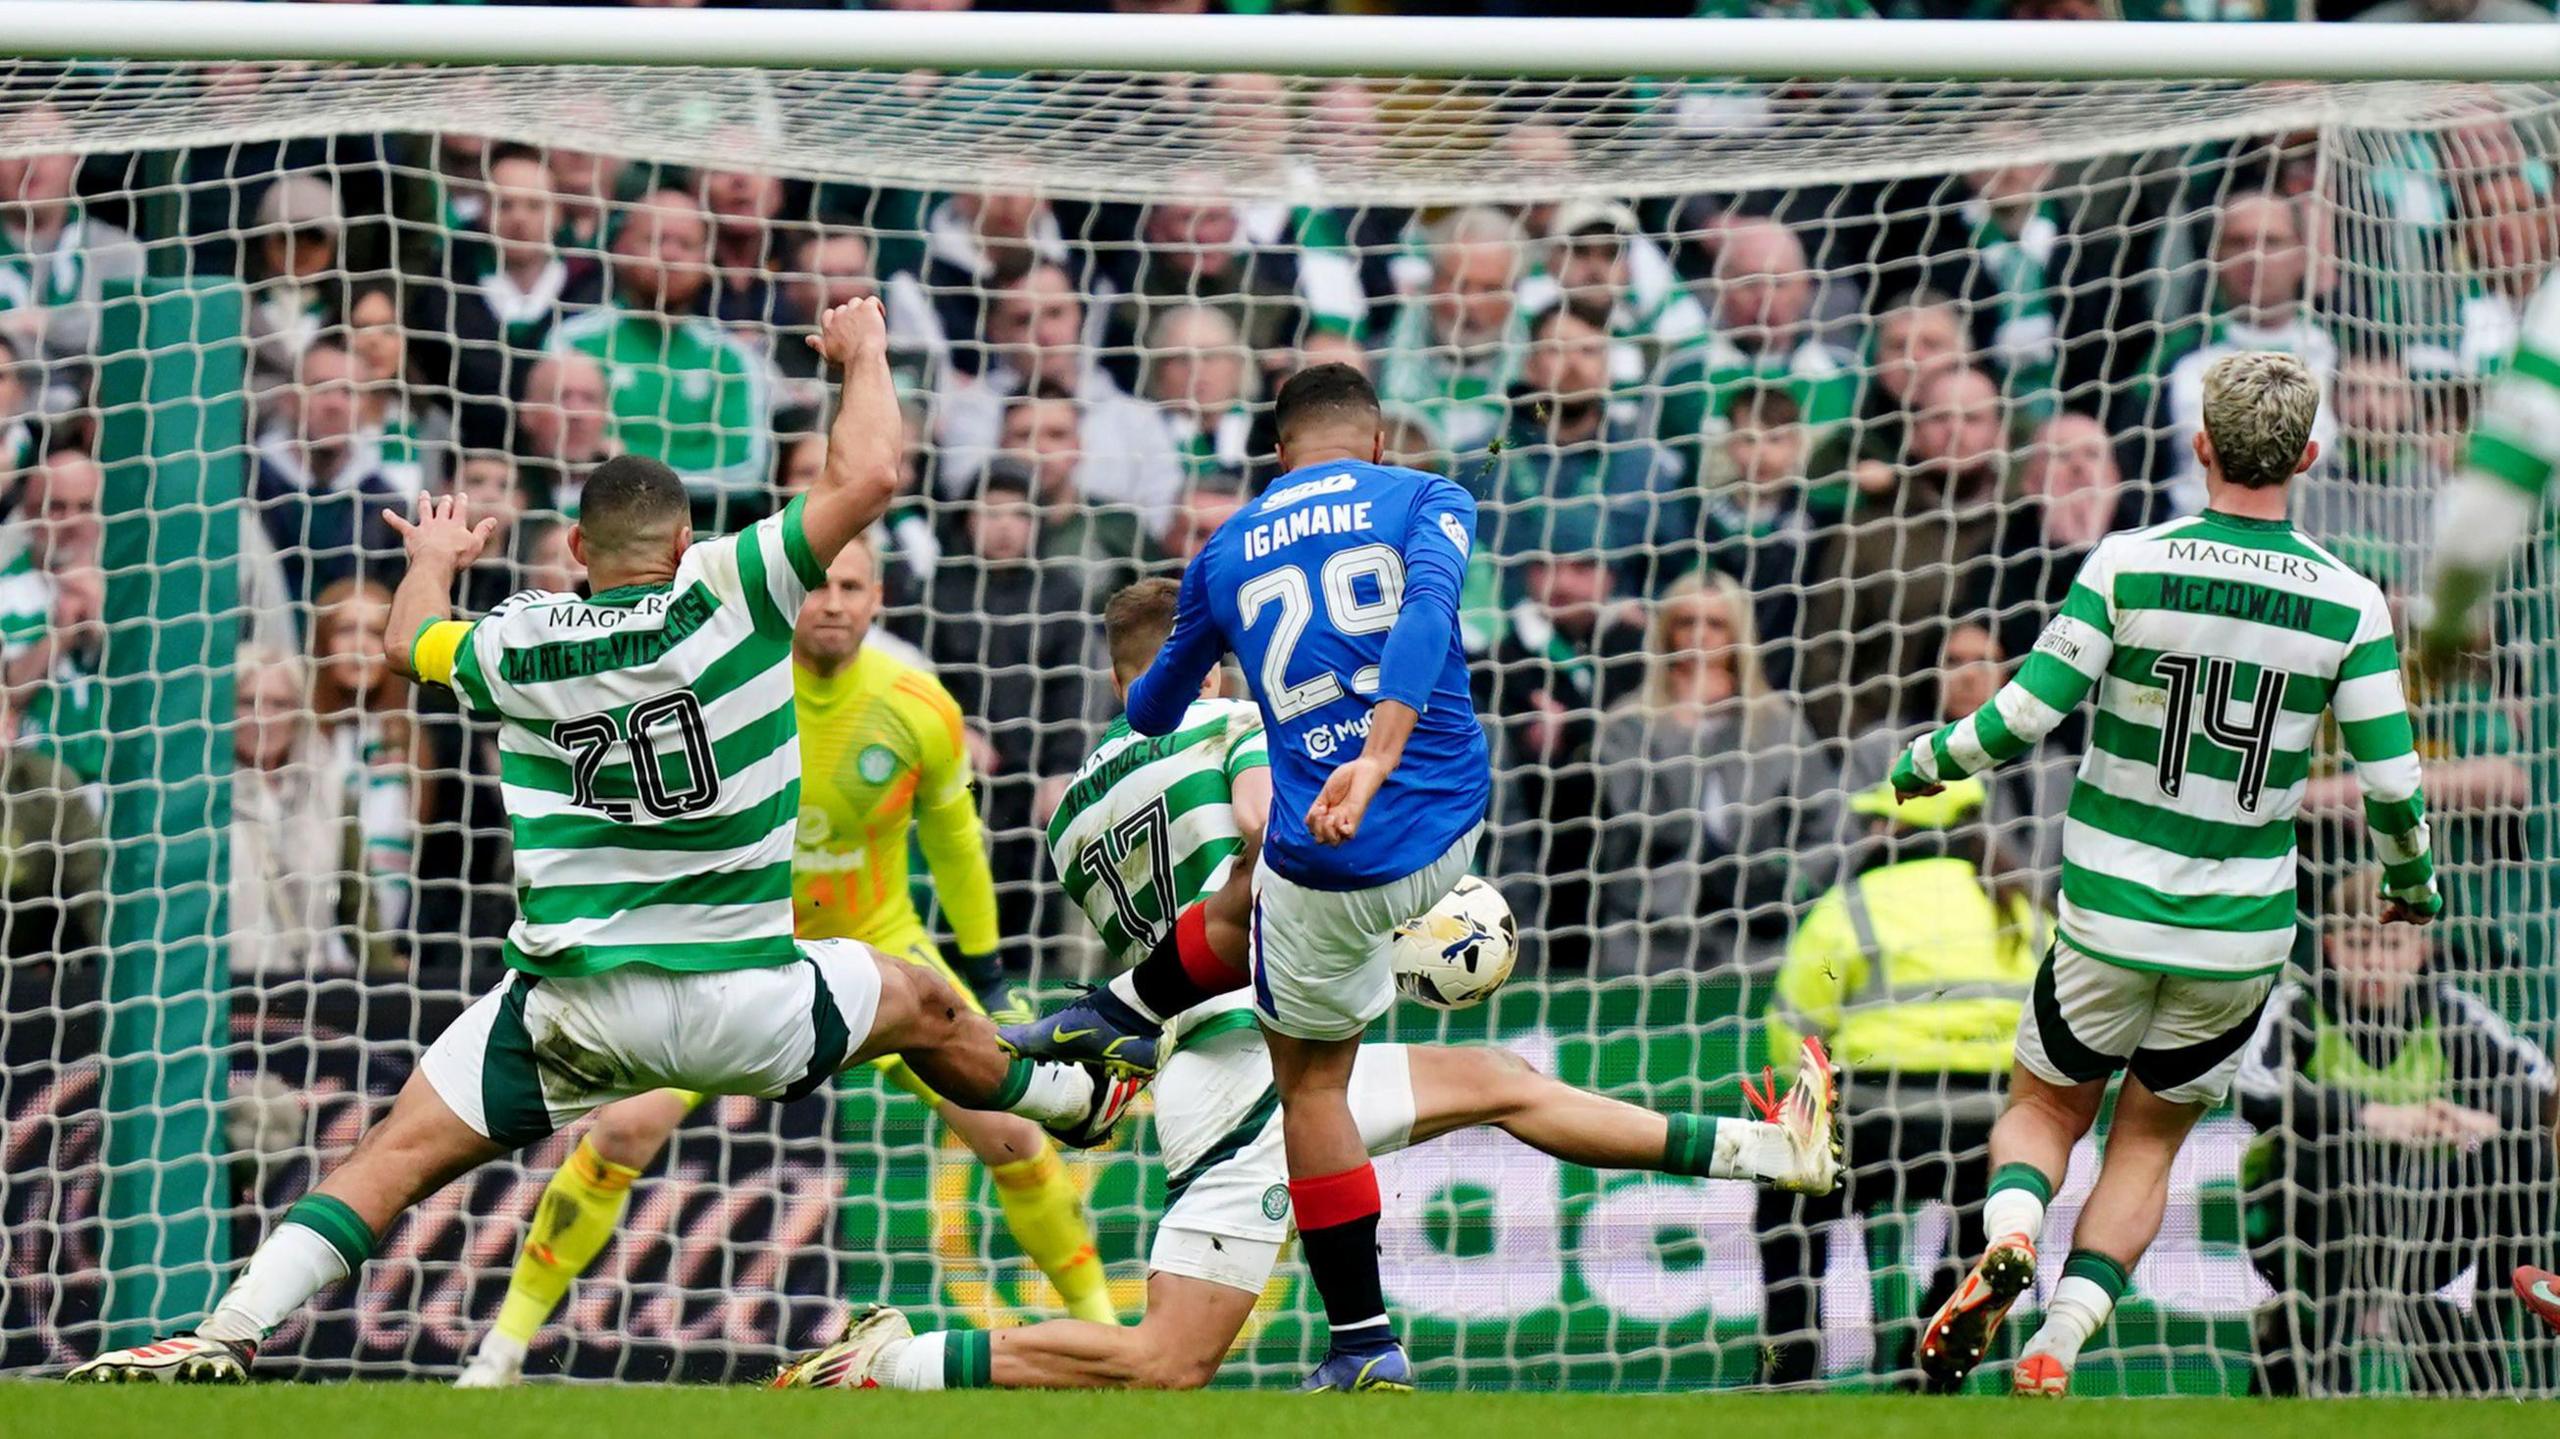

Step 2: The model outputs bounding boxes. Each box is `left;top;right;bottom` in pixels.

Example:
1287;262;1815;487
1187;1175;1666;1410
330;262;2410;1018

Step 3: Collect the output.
1127;459;1490;891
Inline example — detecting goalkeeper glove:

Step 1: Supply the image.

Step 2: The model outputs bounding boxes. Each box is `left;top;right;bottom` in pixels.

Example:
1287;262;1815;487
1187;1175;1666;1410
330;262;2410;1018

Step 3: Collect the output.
946;941;1031;1025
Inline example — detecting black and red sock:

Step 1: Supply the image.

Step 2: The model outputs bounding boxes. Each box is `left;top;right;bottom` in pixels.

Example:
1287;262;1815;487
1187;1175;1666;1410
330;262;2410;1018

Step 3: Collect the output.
1290;1162;1394;1351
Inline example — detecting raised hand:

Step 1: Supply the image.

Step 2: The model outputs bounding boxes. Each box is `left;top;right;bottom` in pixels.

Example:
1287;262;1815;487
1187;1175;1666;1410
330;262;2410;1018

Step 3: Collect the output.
384;492;501;572
805;295;888;368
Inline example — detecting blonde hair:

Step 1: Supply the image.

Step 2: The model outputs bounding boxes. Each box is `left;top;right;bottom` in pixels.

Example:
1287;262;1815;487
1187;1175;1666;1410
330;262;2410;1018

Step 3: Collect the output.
1630;570;1791;744
2200;350;2320;490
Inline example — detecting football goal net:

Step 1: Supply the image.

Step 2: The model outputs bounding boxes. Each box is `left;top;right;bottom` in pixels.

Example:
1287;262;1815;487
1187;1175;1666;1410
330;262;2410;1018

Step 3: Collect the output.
0;3;2553;1396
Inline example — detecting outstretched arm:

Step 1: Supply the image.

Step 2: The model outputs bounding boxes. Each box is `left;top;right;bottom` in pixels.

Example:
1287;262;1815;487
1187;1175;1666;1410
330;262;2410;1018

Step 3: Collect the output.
1894;559;2114;799
2423;286;2560;669
1125;557;1223;736
383;492;499;685
799;297;905;570
2334;610;2440;923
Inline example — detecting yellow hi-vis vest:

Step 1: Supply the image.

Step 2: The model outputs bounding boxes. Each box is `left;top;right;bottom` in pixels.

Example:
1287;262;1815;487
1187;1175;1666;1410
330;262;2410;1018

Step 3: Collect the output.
1765;855;2047;1075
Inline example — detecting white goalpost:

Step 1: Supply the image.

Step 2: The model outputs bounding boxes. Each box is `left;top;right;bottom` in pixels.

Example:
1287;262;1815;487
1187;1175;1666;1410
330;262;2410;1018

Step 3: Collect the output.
0;3;2552;1397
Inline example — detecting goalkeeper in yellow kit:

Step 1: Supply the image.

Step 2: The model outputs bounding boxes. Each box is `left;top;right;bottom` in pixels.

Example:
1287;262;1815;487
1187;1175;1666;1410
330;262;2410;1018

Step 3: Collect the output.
454;537;1116;1387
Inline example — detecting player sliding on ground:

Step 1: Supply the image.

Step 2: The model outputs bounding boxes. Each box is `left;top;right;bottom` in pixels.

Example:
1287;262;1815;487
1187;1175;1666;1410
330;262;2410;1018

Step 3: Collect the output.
1892;352;2441;1397
66;298;1136;1385
774;1007;1841;1392
1009;365;1490;1391
764;578;1840;1393
452;537;1116;1389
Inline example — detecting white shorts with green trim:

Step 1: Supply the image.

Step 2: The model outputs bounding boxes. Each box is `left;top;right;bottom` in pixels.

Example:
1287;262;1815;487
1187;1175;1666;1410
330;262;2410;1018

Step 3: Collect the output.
1250;828;1479;1042
420;938;885;1150
2012;939;2276;1107
1148;1036;1416;1295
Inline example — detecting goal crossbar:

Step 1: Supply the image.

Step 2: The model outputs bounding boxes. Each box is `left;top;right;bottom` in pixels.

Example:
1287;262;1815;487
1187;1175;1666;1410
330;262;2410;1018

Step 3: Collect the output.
0;3;2556;83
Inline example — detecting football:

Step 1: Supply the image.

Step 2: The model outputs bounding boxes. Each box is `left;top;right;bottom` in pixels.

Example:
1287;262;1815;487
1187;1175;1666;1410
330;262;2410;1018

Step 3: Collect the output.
1391;875;1519;1011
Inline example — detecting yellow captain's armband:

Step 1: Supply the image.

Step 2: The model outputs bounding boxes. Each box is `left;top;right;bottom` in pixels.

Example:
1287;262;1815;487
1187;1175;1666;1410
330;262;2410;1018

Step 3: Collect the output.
412;619;472;688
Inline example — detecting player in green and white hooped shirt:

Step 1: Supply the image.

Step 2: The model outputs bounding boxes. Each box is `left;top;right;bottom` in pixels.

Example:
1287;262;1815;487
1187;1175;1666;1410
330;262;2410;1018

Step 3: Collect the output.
769;587;1843;1395
1893;353;2441;1398
1001;579;1272;1075
65;300;1135;1387
2424;277;2560;670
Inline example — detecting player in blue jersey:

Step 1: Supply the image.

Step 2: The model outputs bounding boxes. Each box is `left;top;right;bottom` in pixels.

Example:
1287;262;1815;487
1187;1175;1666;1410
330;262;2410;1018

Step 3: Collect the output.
1011;364;1489;1391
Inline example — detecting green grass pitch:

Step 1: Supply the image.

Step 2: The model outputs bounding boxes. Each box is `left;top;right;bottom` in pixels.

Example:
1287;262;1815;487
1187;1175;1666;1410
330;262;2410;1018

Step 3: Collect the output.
7;1387;2557;1439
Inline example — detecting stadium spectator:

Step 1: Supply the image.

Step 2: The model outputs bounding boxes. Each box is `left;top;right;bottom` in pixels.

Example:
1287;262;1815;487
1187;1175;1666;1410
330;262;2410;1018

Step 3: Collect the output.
1940;153;2071;399
0;713;101;962
774;429;826;500
0;331;35;477
2295;357;2449;590
250;338;405;608
407;144;603;453
1790;365;2016;738
900;461;1101;942
1499;120;1579;249
771;228;938;424
519;514;584;596
0;103;145;418
1160;471;1250;564
1700;386;1823;680
553;187;774;524
2159;192;2340;512
2434;167;2560;377
1845;621;2063;883
699;158;792;332
345;282;449;498
512;349;612;510
1143;303;1257;488
935;262;1182;530
2238;868;2560;1395
309;577;419;939
9;559;101;786
982;396;1153;600
1378;205;1530;456
1972;410;2141;665
444;451;533;614
1807;288;1973;507
229;644;373;980
1656;214;1856;492
246;172;348;413
1467;306;1687;607
1590;570;1840;974
0;442;101;661
1757;778;2047;1387
1476;510;1650;972
919;189;1076;370
545;144;626;256
1097;174;1305;393
1519;199;1710;404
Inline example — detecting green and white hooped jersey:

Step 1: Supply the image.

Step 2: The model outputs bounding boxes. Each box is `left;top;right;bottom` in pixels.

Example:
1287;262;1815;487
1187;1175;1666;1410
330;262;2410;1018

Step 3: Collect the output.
443;497;824;979
1906;511;2433;979
2460;278;2560;505
1046;697;1268;975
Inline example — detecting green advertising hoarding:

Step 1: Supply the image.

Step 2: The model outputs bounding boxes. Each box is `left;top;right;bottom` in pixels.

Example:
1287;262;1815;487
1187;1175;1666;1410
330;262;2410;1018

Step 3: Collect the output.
837;978;2259;1395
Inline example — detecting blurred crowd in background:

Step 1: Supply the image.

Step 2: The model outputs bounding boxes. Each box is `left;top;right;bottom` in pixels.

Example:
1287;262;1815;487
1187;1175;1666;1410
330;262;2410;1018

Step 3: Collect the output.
0;49;2546;1000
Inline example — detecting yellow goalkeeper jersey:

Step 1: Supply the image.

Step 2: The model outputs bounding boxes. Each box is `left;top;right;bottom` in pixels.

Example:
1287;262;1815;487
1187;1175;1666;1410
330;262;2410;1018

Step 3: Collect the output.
792;644;1000;960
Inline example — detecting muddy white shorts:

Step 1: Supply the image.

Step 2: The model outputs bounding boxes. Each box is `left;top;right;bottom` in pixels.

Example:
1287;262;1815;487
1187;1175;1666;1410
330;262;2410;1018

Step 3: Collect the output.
419;938;885;1149
1148;1028;1417;1295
